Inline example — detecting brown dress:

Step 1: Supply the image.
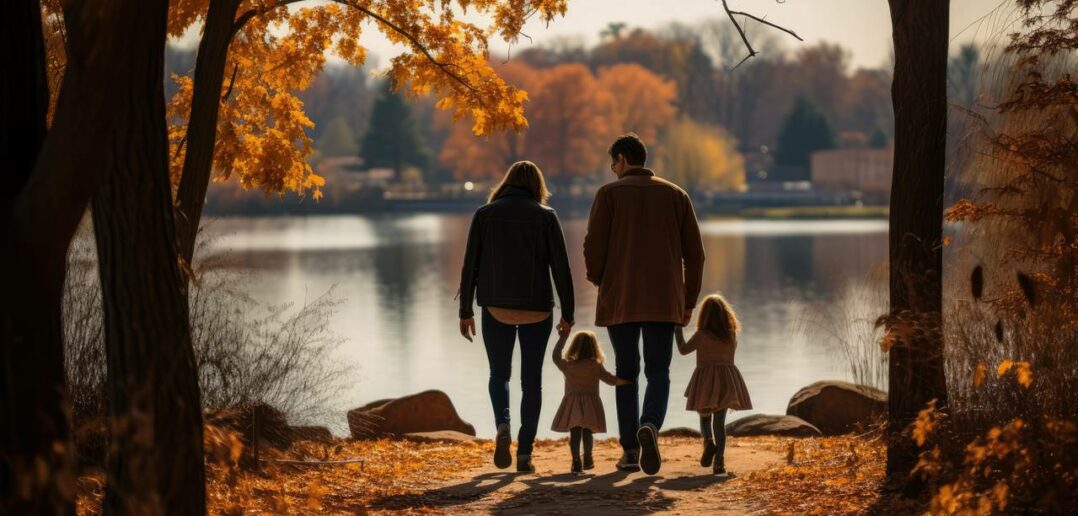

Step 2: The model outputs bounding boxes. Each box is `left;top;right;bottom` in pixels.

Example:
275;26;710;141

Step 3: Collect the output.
550;359;620;433
680;330;753;413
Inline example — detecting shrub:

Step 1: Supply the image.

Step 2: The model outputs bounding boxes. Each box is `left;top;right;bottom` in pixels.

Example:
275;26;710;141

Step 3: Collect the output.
63;231;349;427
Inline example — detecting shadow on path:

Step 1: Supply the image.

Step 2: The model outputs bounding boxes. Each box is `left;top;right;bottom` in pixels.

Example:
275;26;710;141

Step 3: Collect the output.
368;471;520;511
369;467;733;514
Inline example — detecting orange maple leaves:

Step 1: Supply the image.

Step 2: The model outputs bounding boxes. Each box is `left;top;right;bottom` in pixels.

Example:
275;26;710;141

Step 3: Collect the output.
439;62;683;180
45;0;570;198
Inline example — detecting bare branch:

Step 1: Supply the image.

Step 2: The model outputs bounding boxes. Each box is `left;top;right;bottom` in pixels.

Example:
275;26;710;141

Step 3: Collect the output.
719;0;802;71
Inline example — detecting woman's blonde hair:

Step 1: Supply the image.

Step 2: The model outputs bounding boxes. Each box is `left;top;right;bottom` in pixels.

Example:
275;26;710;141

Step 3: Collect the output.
697;293;740;341
564;331;605;364
487;160;550;204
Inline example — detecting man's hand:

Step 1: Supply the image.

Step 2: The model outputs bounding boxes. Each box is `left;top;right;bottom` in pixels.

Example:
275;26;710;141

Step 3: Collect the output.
556;318;573;336
682;309;693;326
459;318;476;342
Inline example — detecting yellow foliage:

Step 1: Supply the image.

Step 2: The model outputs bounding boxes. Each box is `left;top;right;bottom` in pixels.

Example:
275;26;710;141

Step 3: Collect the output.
972;362;987;387
912;399;940;447
994;358;1033;388
654;118;745;193
45;0;570;198
1014;361;1033;388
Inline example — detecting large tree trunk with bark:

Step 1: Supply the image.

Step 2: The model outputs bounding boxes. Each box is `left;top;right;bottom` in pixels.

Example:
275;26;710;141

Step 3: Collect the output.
0;2;72;513
2;0;155;511
89;0;206;512
886;0;949;485
175;0;243;268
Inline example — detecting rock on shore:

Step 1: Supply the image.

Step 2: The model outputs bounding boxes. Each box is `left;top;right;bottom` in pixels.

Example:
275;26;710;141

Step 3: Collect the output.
785;380;886;435
348;390;476;439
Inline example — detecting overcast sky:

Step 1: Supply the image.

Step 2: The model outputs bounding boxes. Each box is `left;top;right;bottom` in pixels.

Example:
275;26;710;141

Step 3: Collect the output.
176;0;1016;70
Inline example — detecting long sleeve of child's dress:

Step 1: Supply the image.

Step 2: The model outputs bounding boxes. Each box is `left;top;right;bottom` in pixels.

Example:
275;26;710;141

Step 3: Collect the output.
598;366;627;386
675;327;698;356
551;333;569;371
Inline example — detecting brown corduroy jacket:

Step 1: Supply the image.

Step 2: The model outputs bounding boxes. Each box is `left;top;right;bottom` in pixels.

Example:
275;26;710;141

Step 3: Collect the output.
583;168;705;326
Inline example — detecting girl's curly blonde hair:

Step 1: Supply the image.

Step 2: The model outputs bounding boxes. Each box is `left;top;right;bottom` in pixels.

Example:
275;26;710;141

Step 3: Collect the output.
697;293;740;341
564;331;605;364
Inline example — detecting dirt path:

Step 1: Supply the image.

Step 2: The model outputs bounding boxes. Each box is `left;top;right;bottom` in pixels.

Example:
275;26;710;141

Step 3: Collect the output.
370;436;784;514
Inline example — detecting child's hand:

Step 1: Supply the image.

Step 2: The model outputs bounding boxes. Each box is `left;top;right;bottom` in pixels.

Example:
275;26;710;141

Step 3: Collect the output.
615;377;632;386
557;323;571;337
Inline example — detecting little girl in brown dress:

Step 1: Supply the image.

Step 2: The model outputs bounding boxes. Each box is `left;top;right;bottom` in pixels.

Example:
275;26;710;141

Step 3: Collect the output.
550;329;629;474
676;293;752;475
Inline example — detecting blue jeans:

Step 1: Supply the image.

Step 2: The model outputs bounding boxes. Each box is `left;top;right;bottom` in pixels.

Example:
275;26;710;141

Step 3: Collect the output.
481;308;551;456
608;322;675;451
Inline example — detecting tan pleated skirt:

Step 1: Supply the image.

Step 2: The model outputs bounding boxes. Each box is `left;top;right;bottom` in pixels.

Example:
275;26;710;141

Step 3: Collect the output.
551;393;607;433
684;364;753;413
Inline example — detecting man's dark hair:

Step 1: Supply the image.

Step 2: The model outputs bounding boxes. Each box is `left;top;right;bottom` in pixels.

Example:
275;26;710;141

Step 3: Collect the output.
608;133;647;166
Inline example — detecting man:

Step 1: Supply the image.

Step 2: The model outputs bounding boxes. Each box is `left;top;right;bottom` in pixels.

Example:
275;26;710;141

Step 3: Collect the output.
583;133;705;475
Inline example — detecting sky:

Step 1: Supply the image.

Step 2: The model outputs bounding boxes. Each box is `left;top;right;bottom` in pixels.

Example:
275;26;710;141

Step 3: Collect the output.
496;0;1013;69
176;0;1016;70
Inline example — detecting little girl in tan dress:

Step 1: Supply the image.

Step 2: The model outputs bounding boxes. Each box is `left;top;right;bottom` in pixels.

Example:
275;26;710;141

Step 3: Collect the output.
550;329;629;474
676;293;753;475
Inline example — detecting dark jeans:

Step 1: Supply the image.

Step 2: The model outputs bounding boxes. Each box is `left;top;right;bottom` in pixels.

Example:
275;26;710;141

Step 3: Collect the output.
608;322;675;451
481;308;552;456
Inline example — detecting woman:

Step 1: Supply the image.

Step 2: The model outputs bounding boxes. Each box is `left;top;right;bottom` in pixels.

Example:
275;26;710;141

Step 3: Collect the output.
458;161;574;473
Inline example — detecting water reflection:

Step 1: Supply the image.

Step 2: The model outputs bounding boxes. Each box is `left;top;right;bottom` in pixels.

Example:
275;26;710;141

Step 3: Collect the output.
203;215;887;437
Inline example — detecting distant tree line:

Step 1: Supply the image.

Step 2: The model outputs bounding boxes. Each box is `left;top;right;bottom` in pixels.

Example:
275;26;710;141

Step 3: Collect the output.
166;22;987;196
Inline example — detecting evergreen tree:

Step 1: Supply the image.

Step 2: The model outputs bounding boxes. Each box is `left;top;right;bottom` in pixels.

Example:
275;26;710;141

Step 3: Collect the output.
948;43;980;107
316;116;359;157
775;96;836;168
359;81;431;176
868;127;889;148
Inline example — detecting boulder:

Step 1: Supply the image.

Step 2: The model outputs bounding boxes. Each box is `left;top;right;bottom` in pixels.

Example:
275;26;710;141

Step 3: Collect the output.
291;425;334;443
785;381;886;435
725;414;822;437
348;390;476;439
659;427;702;438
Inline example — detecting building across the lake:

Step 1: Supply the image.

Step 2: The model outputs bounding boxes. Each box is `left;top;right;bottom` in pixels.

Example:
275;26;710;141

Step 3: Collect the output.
810;147;893;203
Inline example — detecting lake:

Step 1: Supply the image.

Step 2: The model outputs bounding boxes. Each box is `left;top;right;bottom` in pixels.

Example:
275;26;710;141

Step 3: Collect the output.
203;214;889;438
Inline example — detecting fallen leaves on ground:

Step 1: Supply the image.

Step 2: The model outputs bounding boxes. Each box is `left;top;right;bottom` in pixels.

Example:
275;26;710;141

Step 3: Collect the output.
76;431;920;514
77;434;490;514
729;434;920;515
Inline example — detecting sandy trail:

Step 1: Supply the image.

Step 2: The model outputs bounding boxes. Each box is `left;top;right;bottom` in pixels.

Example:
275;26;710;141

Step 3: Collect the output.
370;436;784;514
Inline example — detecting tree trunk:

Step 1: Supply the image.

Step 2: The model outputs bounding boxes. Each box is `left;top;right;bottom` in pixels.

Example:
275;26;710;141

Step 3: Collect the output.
175;0;243;268
89;0;206;512
2;0;153;510
886;0;949;485
0;1;73;513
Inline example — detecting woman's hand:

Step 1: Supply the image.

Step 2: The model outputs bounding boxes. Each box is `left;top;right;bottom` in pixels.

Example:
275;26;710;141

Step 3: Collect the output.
556;318;573;336
459;318;476;342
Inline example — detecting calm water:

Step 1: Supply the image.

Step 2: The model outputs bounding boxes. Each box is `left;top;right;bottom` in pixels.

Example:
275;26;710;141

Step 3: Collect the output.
203;214;888;438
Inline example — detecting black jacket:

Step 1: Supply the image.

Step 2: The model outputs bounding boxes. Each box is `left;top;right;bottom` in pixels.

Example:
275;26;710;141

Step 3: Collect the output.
458;186;574;323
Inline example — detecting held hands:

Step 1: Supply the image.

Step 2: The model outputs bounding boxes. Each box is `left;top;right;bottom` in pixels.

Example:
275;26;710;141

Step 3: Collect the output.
459;317;476;342
556;318;573;336
681;309;693;326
